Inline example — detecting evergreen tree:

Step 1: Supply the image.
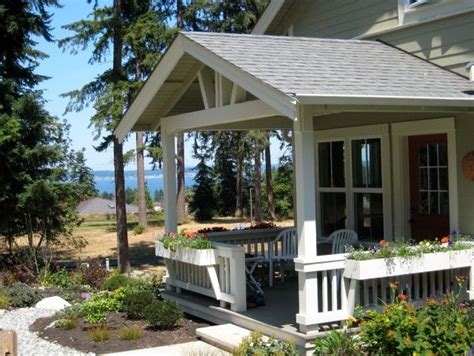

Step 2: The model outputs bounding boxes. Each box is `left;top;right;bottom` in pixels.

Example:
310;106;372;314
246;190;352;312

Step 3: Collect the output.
70;149;98;199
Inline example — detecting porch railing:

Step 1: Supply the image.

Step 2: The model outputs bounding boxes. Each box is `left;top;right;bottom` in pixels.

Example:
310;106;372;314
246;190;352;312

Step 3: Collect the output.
163;242;246;312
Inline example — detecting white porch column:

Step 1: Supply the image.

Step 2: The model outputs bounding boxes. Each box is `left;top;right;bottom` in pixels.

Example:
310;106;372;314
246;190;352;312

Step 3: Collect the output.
293;105;319;333
163;131;177;234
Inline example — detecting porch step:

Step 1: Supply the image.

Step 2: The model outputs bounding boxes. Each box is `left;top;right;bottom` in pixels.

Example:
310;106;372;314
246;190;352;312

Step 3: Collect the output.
196;324;257;352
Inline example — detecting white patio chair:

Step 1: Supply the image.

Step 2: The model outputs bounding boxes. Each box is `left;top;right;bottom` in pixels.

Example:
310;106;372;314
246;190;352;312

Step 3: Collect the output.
329;229;358;254
268;227;297;287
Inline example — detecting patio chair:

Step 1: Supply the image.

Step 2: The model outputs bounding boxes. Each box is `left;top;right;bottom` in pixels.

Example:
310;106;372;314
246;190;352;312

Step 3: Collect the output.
268;227;297;287
329;229;358;254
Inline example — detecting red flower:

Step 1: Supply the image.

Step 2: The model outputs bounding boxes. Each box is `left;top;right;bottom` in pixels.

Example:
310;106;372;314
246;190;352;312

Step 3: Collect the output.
440;236;449;244
201;233;208;239
398;293;408;302
379;240;387;246
185;231;197;238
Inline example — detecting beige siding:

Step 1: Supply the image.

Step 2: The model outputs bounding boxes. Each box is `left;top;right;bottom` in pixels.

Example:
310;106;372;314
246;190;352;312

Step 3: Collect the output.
287;0;474;77
455;114;474;234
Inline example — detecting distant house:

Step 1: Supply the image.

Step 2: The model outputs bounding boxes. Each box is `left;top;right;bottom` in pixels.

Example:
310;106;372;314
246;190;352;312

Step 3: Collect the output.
77;197;139;215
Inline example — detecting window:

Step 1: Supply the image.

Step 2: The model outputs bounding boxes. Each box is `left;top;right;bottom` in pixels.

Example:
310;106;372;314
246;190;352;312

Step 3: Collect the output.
352;138;384;241
406;0;429;9
318;141;346;236
398;0;474;26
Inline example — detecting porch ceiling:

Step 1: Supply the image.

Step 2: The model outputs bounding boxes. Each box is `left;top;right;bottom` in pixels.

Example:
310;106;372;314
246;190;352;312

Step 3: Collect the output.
115;31;474;142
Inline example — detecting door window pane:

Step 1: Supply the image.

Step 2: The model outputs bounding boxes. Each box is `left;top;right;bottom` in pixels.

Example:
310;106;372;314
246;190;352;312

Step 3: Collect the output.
352;139;382;188
318;141;345;188
355;193;384;241
321;192;346;236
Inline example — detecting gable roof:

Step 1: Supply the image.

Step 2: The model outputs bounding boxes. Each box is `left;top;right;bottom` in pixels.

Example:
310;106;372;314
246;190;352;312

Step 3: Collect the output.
77;197;139;215
115;31;474;141
184;32;474;101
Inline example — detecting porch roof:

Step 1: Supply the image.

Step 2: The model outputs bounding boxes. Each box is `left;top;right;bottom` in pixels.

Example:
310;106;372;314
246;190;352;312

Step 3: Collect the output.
115;31;474;141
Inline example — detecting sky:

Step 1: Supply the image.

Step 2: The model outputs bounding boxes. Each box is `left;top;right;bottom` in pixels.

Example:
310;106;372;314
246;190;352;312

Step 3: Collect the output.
35;1;282;171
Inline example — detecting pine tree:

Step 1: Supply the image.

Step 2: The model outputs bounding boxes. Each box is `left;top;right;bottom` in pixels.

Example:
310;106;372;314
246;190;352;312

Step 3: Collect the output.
70;149;98;199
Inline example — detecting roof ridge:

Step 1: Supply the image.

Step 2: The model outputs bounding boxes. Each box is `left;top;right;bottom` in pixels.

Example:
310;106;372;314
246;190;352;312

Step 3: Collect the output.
181;31;378;45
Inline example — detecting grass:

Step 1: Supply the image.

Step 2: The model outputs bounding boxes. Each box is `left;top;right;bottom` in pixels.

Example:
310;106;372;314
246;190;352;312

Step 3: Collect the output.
89;326;110;342
55;318;78;330
119;325;142;341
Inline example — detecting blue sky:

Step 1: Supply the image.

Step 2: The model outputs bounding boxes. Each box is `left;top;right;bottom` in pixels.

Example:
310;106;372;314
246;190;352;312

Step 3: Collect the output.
36;1;282;171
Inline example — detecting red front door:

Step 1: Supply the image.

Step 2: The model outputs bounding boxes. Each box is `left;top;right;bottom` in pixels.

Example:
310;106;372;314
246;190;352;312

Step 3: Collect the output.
408;134;449;241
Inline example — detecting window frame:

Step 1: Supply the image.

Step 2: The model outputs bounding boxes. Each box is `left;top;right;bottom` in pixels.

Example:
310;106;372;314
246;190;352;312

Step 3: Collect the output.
398;0;474;26
315;124;392;242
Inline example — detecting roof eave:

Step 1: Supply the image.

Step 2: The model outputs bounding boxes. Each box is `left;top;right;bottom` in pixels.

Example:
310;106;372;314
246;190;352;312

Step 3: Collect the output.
251;0;286;34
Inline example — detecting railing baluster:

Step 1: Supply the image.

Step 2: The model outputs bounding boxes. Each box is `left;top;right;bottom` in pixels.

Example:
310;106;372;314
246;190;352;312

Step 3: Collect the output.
414;274;420;300
331;270;338;311
322;271;328;312
422;273;428;298
363;280;369;305
430;272;436;297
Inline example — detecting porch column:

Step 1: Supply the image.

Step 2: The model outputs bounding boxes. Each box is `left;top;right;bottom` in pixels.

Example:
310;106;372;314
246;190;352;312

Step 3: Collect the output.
163;131;177;234
293;105;319;333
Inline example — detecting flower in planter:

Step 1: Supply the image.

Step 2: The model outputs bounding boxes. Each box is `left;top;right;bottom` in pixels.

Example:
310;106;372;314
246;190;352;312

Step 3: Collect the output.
440;236;449;246
397;293;408;302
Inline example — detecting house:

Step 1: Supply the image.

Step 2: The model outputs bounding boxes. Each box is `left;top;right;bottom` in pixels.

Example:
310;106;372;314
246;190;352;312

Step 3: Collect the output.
115;1;474;353
77;197;139;215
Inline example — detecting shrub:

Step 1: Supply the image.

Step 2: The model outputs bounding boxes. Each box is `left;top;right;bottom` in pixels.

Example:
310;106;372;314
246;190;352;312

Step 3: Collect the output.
80;259;109;290
122;289;155;319
55;303;84;320
133;224;145;235
101;273;131;291
54;318;78;330
82;292;121;324
119;325;142;341
313;331;363;356
233;332;299;356
143;300;182;329
41;268;79;289
89;326;110;342
0;294;11;309
2;283;42;308
127;275;163;299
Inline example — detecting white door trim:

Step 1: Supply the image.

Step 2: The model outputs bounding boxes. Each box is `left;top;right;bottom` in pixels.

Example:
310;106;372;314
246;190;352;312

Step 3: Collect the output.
391;117;458;240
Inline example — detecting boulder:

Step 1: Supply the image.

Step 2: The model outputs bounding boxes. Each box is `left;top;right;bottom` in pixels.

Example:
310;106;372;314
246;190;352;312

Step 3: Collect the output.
35;296;70;311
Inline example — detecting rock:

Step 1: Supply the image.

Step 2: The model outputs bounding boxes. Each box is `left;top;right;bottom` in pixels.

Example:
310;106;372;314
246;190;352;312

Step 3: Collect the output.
35;296;70;311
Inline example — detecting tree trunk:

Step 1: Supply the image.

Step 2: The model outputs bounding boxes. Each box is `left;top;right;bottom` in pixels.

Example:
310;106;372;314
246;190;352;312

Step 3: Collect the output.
235;149;244;218
176;133;186;222
254;147;262;223
136;131;147;227
264;139;276;220
113;0;130;273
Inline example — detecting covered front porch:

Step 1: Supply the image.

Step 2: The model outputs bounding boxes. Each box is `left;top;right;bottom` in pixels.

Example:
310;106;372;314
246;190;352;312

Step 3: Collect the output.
115;32;474;354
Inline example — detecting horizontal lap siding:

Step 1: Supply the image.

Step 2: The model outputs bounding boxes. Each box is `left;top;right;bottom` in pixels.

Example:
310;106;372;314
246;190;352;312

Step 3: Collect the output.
293;0;398;39
378;12;474;77
290;1;474;77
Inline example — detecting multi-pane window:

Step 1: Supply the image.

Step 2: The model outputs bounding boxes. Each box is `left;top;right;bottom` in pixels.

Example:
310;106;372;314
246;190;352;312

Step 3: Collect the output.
352;139;384;241
418;143;449;215
318;142;346;236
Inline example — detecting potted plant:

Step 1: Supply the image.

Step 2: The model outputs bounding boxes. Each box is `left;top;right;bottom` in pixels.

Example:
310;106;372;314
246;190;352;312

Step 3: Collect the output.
344;235;474;280
155;230;217;266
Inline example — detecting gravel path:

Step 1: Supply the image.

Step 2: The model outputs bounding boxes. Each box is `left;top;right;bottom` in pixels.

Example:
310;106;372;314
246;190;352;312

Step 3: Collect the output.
0;308;93;356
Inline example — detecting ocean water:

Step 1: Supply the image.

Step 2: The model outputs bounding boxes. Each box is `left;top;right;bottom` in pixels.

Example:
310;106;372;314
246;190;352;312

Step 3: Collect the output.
94;169;195;194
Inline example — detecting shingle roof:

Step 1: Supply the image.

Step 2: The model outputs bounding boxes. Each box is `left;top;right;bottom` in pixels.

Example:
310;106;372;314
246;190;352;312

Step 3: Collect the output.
77;197;139;215
182;32;474;100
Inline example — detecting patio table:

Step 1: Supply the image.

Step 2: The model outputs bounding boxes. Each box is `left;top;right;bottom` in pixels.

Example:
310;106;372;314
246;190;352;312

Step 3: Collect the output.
245;255;266;295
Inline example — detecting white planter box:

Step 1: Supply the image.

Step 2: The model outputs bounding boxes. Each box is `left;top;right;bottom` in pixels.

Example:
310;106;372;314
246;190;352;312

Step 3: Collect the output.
344;248;474;280
156;241;217;266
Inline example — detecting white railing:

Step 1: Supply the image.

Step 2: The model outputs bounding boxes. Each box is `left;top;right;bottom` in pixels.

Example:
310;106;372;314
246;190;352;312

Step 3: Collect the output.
161;242;246;312
295;248;474;332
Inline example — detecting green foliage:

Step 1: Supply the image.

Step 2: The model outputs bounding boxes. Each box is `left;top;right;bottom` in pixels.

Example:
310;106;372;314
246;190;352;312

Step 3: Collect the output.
80;259;109;290
89;326;110;342
189;158;215;221
54;318;78;330
119;325;142;341
0;294;11;310
55;303;84;321
133;224;146;235
160;231;213;252
233;332;299;356
101;273;131;291
1;283;42;308
273;156;294;219
143;300;182;329
41;268;80;289
122;288;155;319
82;292;122;324
313;331;363;356
357;280;473;355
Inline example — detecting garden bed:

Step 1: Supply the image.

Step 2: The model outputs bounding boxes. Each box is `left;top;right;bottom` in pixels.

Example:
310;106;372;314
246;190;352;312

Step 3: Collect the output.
30;313;209;354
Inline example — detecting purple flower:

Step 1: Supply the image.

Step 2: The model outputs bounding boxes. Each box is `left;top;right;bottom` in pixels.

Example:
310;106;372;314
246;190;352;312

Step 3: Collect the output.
81;292;91;300
451;229;458;236
448;240;454;247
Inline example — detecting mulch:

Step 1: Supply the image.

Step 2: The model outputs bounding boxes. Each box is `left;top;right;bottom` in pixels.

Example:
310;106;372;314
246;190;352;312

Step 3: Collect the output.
30;312;210;354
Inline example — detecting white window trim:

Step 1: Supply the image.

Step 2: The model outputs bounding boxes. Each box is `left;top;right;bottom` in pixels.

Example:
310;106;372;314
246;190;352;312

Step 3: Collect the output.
391;117;458;241
315;124;392;241
398;0;474;26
